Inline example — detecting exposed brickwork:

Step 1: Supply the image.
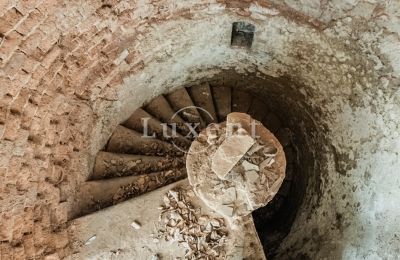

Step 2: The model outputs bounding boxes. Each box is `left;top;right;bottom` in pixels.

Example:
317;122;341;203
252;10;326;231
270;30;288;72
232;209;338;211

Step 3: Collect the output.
0;0;210;257
1;0;398;258
0;0;103;257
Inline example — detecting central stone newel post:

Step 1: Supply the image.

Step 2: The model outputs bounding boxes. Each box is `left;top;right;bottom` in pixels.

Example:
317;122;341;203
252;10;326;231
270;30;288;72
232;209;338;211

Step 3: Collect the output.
186;112;286;226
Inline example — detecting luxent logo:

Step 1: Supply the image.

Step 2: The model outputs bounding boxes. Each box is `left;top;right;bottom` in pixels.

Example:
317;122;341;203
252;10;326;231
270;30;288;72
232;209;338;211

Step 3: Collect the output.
141;106;214;139
140;106;261;154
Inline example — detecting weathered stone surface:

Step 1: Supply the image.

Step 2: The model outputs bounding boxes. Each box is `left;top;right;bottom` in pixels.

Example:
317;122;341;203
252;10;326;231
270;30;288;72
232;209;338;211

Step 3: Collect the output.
211;129;255;179
242;160;260;171
69;180;266;259
245;170;259;183
187;113;286;224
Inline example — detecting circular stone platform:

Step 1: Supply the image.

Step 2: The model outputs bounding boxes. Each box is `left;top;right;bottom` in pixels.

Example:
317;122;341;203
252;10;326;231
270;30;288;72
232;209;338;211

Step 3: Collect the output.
186;113;286;225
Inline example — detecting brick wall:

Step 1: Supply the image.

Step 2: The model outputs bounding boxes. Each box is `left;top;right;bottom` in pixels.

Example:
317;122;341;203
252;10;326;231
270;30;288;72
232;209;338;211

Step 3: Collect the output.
1;0;398;259
0;0;111;258
0;1;230;258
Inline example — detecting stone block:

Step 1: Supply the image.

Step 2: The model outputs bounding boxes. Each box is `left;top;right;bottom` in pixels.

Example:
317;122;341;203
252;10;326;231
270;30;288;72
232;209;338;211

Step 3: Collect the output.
19;31;43;56
41;46;62;69
0;242;12;259
12;213;25;241
245;170;259;183
12;246;25;259
242;160;259;172
3;51;26;77
51;202;68;225
22;234;36;258
0;31;23;62
211;130;255;179
0;140;13;167
53;230;69;249
16;9;44;35
3;114;21;141
10;87;30;115
15;0;37;15
0;212;13;242
0;8;23;34
38;32;60;54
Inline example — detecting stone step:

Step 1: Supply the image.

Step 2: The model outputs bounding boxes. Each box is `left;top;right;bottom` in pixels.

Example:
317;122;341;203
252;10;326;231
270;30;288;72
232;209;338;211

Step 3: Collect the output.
122;108;191;148
211;85;232;122
91;151;184;180
107;125;183;156
69;180;266;260
72;168;187;218
144;95;190;135
187;82;218;125
165;87;205;129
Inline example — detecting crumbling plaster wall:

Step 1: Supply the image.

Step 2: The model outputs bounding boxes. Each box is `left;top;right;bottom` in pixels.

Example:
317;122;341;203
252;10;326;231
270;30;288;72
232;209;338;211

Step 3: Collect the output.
0;0;399;259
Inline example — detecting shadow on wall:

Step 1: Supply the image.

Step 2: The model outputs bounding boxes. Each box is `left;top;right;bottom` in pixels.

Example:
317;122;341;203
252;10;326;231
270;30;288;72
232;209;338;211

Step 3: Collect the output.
193;71;362;259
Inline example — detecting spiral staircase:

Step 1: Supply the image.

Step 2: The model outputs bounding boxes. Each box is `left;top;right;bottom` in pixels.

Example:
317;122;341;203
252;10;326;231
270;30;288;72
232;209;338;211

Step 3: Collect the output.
70;82;297;259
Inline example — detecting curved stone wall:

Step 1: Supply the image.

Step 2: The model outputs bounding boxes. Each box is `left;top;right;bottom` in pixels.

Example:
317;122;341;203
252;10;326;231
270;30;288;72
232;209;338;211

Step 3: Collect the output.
0;0;399;259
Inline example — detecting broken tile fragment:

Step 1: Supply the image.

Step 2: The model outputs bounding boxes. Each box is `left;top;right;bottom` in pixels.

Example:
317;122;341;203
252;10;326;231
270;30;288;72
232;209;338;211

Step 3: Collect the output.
186;112;286;225
247;143;264;155
242;160;259;172
207;128;219;145
168;190;179;201
260;157;275;169
222;187;237;204
157;188;229;258
131;221;141;229
263;145;278;156
220;204;234;217
245;170;259;183
226;112;252;130
211;130;255;179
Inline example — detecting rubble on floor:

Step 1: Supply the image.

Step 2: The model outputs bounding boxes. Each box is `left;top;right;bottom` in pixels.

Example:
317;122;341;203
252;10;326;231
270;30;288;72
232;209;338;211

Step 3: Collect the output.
157;188;229;259
112;169;187;204
186;113;286;224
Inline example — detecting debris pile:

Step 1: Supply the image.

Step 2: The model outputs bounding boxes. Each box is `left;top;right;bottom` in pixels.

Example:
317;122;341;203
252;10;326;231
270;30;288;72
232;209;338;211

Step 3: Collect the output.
232;139;281;206
100;156;183;178
186;113;286;223
112;169;187;204
157;188;228;259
